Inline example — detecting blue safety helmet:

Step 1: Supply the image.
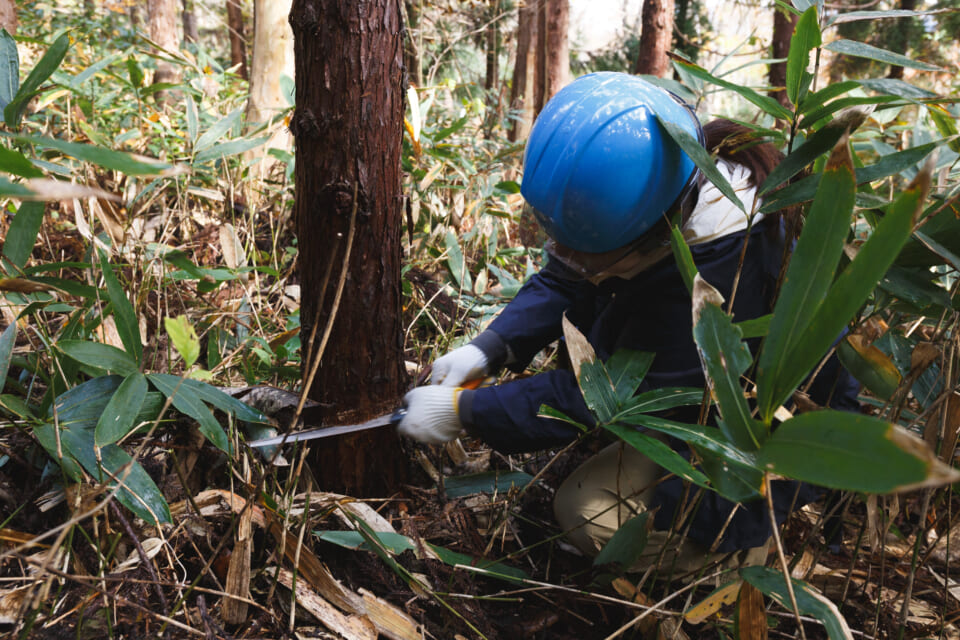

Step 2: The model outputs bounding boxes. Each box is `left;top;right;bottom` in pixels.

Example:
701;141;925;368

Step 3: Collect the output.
521;72;704;254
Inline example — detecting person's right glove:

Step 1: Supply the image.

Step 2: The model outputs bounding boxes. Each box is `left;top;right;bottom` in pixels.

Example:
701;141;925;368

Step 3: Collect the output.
397;386;464;444
431;344;489;387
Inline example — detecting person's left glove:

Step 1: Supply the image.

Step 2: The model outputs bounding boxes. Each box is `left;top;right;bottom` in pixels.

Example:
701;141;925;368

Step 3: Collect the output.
397;386;464;444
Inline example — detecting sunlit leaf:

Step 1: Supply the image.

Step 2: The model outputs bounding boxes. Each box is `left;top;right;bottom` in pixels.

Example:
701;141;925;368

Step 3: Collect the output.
14;134;174;176
164;316;199;368
2;202;44;269
785;7;821;106
194;107;243;154
671;58;792;121
4;32;70;128
0;29;17;110
825;39;941;72
0;146;43;178
194;136;268;165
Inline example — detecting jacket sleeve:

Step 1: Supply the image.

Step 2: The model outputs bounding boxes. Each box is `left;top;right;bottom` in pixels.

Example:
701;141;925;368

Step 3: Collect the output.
458;370;596;454
476;257;589;373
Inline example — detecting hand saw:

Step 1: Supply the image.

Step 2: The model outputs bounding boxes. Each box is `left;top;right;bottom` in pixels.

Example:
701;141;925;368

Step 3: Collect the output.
245;377;488;448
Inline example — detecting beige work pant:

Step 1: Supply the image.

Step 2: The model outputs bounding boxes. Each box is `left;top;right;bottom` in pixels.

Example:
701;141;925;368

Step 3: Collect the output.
554;442;769;577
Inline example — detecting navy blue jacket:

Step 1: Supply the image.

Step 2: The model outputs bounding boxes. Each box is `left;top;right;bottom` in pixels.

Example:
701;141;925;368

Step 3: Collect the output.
459;222;861;552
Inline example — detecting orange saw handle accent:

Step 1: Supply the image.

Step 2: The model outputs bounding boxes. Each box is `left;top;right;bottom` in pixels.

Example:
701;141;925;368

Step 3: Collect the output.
461;376;494;390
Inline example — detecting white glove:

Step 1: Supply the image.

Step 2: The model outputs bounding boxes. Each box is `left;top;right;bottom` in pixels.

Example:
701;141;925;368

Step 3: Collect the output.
397;386;463;444
432;344;488;387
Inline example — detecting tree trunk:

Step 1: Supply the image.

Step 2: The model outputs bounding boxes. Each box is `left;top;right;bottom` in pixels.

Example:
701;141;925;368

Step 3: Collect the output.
0;0;17;35
182;0;199;43
534;0;569;116
634;0;675;77
244;0;294;204
148;0;181;105
290;0;408;497
769;6;797;108
484;0;500;92
227;0;249;80
403;0;423;87
509;0;537;141
887;0;918;79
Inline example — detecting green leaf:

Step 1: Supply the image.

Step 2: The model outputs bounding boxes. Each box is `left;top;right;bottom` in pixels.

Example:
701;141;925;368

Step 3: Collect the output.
315;530;528;583
146;373;230;453
164;316;199;367
57;340;139;376
836;336;902;400
13;135;173;176
0;322;15;392
775;168;927;413
175;376;269;424
797;95;901;130
4;32;70;128
69;52;123;88
125;55;143;89
797;80;860;115
825;39;941;72
2;202;45;269
537;404;590;431
698;449;763;502
443;470;533;498
185;94;198;144
671;58;793;122
193;107;243;154
606;350;655;404
670;225;698;296
615;387;704;420
59;427;171;524
658;118;745;213
99;251;142;367
194;136;268;165
603;424;711;489
857;78;937;100
759;124;846;196
444;229;472;291
692;282;766;450
927;104;960;154
757;135;855;424
579;359;618;424
95;372;147;446
593;512;650;569
0;29;18;110
621;414;759;469
735;314;771;339
741;567;853;640
785;7;821;106
0;145;43;178
758;410;959;492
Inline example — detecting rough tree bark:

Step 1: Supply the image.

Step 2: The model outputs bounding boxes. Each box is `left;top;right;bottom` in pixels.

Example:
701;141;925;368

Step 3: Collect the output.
769;6;797;108
244;0;294;204
147;0;181;105
509;0;537;141
484;0;501;92
290;0;408;497
227;0;249;80
0;0;17;35
182;0;199;43
634;0;675;77
534;0;569;116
